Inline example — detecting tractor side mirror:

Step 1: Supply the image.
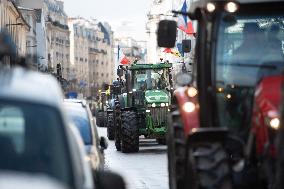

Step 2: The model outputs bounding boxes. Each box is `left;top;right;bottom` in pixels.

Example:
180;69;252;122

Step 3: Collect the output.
157;20;177;48
182;39;191;53
125;72;132;92
117;68;124;77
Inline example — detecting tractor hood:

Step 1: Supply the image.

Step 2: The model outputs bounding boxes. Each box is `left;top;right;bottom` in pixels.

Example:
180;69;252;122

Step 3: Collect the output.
145;90;169;103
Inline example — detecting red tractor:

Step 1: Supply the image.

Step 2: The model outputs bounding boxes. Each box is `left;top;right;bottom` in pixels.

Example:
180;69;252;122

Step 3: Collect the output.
158;0;284;188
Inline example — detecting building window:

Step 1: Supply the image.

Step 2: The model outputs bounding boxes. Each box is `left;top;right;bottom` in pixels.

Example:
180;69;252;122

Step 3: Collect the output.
96;72;99;75
101;61;104;65
101;73;104;77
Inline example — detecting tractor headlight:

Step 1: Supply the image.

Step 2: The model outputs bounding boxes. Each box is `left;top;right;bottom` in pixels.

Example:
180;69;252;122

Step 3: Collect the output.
270;118;280;130
183;102;196;113
166;103;169;106
132;89;137;92
225;2;239;13
161;103;165;107
206;2;216;12
146;110;151;113
152;103;156;108
186;87;198;98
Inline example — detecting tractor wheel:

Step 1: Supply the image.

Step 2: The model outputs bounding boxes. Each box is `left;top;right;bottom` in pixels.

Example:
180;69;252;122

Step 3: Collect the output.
96;111;104;127
167;111;186;189
121;111;139;153
185;142;232;189
107;113;114;140
115;129;121;151
157;138;166;145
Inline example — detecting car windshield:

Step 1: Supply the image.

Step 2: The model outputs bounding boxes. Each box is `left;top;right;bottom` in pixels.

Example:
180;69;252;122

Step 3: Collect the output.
215;13;284;131
64;103;92;145
133;68;170;90
0;101;73;187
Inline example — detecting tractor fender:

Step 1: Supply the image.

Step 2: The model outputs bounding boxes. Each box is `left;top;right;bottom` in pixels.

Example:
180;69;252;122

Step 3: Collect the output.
186;127;229;144
174;87;200;136
252;75;284;156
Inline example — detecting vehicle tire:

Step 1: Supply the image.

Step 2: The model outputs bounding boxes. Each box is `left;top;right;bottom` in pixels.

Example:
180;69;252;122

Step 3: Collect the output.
107;113;114;140
121;111;139;153
167;111;186;189
96;111;104;127
185;142;232;189
157;138;166;145
114;106;121;151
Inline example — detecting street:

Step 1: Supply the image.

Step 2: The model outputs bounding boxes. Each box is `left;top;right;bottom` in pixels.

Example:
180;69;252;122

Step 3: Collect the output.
97;127;169;189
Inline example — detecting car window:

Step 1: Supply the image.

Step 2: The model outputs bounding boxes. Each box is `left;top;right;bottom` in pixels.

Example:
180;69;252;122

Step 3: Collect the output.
64;103;92;145
0;101;73;188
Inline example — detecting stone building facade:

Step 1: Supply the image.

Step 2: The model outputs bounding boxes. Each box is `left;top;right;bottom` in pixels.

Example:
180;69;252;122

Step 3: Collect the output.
68;18;114;97
44;0;70;79
0;0;30;63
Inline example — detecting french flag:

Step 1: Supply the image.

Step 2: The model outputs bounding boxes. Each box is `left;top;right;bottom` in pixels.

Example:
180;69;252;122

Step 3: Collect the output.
118;45;130;65
178;0;195;35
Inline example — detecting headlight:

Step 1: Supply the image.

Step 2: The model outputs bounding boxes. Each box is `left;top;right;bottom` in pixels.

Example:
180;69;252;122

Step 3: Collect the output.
183;102;195;113
187;87;198;97
133;89;137;92
270;118;280;130
146;110;151;113
206;2;216;12
166;103;169;106
152;103;156;108
161;103;165;107
225;2;239;13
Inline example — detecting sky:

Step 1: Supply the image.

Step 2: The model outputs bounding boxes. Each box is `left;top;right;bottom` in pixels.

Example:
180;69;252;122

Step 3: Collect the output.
63;0;153;41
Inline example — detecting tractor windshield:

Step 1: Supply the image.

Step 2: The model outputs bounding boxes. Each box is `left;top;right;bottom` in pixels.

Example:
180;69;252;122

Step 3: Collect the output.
133;68;170;90
215;13;284;131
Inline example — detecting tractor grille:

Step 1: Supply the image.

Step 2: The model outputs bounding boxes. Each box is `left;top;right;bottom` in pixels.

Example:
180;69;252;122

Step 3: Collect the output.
149;107;168;128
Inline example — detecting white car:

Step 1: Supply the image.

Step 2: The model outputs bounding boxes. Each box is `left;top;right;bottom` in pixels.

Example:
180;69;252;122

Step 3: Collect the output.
64;99;107;170
0;66;125;189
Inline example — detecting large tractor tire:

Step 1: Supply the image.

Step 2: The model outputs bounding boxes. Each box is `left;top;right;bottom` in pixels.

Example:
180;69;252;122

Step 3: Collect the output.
107;113;114;140
167;111;186;189
96;111;105;127
185;142;232;189
121;111;139;153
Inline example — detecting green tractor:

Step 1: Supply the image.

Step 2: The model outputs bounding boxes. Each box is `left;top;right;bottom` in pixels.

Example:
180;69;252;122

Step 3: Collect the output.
113;62;173;153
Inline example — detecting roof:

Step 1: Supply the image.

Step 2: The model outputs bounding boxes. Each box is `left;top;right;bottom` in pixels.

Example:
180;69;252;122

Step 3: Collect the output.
129;63;172;70
0;67;63;108
189;0;284;13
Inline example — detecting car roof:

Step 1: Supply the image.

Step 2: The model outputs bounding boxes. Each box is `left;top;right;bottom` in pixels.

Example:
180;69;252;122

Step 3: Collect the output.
63;99;88;108
0;67;63;108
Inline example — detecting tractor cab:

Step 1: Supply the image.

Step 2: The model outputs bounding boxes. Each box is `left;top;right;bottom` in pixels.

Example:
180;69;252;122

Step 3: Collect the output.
111;62;173;153
158;0;284;188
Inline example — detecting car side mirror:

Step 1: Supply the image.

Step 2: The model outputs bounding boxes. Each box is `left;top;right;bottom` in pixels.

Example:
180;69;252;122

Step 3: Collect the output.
93;170;126;189
157;20;177;48
100;136;108;150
